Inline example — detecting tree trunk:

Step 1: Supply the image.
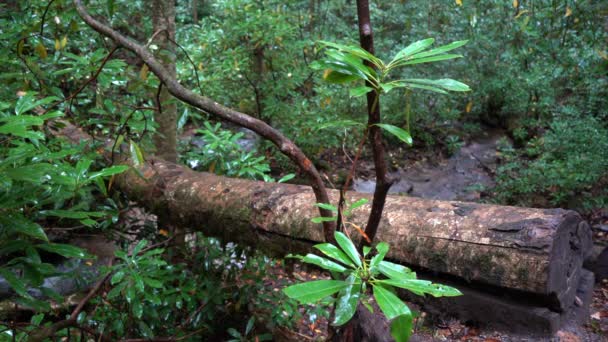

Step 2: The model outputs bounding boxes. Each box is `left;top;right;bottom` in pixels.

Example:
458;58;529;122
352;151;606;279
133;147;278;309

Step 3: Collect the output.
54;116;589;312
151;0;177;163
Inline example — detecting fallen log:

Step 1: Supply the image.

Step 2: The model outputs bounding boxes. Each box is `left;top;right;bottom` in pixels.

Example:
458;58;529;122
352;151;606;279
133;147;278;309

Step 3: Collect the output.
110;156;591;312
54;121;593;333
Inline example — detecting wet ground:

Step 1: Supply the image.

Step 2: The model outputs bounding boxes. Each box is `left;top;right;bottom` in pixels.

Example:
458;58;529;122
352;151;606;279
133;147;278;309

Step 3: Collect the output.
353;128;502;202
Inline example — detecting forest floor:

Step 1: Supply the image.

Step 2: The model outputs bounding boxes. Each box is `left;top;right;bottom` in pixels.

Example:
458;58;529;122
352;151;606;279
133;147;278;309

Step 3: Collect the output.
287;128;608;341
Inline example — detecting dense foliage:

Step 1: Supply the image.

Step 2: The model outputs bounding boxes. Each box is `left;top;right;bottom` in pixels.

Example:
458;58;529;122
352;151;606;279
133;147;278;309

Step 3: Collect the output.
0;0;606;340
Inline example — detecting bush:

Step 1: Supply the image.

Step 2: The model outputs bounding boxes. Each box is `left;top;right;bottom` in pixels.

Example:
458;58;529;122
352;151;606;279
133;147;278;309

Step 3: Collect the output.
494;110;608;210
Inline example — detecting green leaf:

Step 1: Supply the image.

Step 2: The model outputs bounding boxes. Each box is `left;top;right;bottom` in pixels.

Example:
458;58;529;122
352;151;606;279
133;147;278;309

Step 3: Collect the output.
132;300;143;319
36;243;87;258
283;280;348;304
132;239;147;256
334;231;361;267
314;243;356;268
299;253;348;273
390;314;413;342
323;70;361;84
315;202;339;212
333;274;362;326
143;277;164;288
391;38;435;63
5;215;48;241
311;216;336;223
370;242;389;269
373;284;411;320
0;268;30;298
246;317;255;335
277;173;295;183
409;40;468;59
377;279;462;297
133;273;145;293
318;41;383;67
14;94;58;115
377;261;416;282
88;165;128;180
399;53;463;66
375;124;413;145
129;141;145;166
362;246;372;257
344;198;369;216
402;78;470;92
111;270;125;285
40;210;105;219
349;86;374;98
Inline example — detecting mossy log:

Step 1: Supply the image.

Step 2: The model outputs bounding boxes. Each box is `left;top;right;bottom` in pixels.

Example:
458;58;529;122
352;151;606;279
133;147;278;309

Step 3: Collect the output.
54;121;591;312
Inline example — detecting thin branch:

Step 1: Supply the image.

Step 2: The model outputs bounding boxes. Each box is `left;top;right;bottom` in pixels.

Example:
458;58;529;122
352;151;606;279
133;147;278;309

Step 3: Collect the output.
73;0;336;243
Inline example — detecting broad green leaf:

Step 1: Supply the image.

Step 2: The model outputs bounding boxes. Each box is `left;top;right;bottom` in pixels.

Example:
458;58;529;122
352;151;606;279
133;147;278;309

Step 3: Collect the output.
311;216;336;223
334;274;362;326
375;124;413;145
323;70;361;84
318;41;383;67
0;268;30;298
315;202;338;212
398;53;463;66
314;243;356;268
133;273;145;293
399;83;448;94
129;141;145;166
373;284;411;320
377;261;415;282
390;314;413;342
15;94;58;115
88;165;128;180
0;115;44;133
143;277;164;288
370;242;389;269
325;50;370;80
334;231;361;267
132;300;143;319
378;279;462;297
132;239;147;256
362;246;372;257
402;78;470;92
391;38;435;63
283;280;348;304
300;253;348;273
349;86;374;98
111;270;125;285
36;243;87;258
5;216;48;241
409;40;468;59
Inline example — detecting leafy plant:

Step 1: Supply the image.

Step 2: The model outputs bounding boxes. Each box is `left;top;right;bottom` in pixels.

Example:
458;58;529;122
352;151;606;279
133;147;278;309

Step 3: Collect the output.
311;38;470;144
181;121;294;182
0;94;126;311
283;231;462;342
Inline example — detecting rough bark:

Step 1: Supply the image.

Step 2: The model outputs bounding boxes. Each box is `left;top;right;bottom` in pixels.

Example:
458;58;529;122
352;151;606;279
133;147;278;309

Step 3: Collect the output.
151;0;178;163
73;0;336;243
51;116;589;312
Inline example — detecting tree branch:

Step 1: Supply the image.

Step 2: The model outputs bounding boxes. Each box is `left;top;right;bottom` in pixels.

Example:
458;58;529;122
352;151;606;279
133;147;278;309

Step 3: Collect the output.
72;0;336;242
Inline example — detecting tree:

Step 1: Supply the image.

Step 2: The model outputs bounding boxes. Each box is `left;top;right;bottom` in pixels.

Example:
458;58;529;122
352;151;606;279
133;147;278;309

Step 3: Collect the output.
151;0;178;162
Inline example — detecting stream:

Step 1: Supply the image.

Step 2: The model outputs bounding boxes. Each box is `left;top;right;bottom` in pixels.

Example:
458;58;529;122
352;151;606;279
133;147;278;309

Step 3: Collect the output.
353;129;506;202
